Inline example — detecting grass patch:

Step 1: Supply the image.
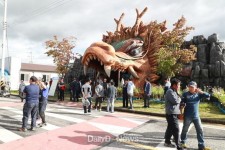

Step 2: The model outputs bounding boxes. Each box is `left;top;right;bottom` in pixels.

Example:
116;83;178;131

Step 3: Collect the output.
199;102;225;121
48;95;225;122
102;99;225;121
10;90;19;95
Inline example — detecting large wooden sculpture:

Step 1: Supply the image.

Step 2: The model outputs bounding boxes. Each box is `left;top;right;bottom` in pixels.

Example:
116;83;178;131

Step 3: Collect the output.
82;7;196;87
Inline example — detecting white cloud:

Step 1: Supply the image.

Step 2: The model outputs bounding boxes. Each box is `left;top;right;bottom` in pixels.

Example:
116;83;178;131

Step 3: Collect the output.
0;0;225;65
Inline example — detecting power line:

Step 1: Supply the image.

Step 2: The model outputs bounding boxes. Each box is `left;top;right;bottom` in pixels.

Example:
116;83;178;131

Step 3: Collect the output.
0;0;3;6
11;0;72;27
23;0;67;17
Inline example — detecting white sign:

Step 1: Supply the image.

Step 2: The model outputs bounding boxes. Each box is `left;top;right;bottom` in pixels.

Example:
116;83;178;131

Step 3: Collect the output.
48;78;58;96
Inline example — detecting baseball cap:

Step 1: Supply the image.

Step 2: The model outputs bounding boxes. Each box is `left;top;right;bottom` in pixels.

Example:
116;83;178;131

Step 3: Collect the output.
188;81;197;87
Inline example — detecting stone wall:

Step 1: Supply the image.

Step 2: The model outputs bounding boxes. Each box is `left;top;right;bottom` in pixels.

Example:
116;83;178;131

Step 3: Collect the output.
183;33;225;88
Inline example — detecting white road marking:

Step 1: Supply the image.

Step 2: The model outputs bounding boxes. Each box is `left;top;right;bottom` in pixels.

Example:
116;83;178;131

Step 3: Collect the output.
88;122;132;136
45;112;85;123
11;115;60;131
0;126;22;143
119;117;148;125
0;107;22;115
202;124;225;131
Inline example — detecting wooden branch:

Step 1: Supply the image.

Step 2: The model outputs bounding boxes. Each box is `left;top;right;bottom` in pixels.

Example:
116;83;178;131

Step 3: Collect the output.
114;13;125;32
133;7;148;36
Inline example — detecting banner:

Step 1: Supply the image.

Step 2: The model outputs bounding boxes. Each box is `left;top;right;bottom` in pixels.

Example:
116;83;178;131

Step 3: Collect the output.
48;78;59;96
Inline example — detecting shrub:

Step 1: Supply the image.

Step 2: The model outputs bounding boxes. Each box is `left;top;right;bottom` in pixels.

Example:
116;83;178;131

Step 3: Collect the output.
117;87;122;97
152;85;164;99
212;87;225;104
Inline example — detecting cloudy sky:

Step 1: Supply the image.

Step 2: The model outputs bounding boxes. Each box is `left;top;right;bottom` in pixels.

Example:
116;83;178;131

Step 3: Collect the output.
0;0;225;65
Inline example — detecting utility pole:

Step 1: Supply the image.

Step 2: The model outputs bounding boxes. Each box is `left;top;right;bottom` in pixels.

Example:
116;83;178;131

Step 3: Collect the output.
1;0;7;79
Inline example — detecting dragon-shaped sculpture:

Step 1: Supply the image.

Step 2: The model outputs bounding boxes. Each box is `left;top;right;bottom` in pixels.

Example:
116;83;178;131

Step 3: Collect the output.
82;7;195;87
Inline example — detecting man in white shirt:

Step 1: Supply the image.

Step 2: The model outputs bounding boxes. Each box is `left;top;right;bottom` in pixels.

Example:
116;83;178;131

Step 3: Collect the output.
127;78;135;110
81;79;92;114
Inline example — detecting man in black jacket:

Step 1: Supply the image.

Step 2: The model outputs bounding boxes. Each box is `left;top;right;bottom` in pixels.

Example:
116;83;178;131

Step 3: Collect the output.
122;79;128;108
70;78;81;102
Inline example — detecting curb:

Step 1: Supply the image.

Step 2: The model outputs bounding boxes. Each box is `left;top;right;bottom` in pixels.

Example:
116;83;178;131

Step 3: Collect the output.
10;94;225;125
101;106;225;125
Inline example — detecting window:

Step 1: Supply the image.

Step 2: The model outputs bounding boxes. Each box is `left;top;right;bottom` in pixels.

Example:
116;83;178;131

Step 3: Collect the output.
21;74;29;81
21;74;24;81
43;75;50;82
43;75;47;82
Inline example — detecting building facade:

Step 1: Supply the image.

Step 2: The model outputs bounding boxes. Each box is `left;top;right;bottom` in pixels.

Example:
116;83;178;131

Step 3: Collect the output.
0;57;58;90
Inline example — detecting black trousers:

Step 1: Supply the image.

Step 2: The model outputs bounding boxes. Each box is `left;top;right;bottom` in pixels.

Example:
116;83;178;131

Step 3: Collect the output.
73;90;80;102
165;114;180;148
122;94;128;108
59;90;64;101
144;94;150;107
94;97;103;109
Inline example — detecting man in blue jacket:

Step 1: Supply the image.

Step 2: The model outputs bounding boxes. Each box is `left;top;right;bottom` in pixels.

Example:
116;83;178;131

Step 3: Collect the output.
180;81;211;150
143;77;151;108
19;76;39;132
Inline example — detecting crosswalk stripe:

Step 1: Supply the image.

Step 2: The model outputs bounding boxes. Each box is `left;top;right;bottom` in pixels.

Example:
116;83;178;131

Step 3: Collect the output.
0;126;22;143
1;106;85;124
203;124;225;131
45;112;85;123
1;107;81;131
0;107;22;115
119;117;148;125
88;122;132;136
12;115;60;131
49;108;109;118
50;108;86;115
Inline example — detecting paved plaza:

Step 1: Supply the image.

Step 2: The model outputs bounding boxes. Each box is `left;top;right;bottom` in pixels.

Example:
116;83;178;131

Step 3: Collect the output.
0;97;224;150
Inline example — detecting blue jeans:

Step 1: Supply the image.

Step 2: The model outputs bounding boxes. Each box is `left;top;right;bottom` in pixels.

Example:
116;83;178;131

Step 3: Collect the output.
181;117;205;149
39;99;47;123
22;102;38;128
107;98;115;113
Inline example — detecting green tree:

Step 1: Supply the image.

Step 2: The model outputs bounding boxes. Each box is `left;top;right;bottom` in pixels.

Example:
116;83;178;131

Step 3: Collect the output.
45;36;76;77
155;16;197;78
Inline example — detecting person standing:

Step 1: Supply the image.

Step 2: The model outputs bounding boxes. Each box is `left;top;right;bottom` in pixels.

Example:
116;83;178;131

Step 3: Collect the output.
49;78;53;90
143;78;152;108
164;78;171;95
19;76;39;132
180;81;211;150
19;80;26;102
94;82;104;111
164;78;183;150
122;79;128;108
82;79;92;114
57;78;65;101
127;78;135;110
38;82;49;127
102;78;108;99
69;78;80;102
107;82;117;113
74;78;81;102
